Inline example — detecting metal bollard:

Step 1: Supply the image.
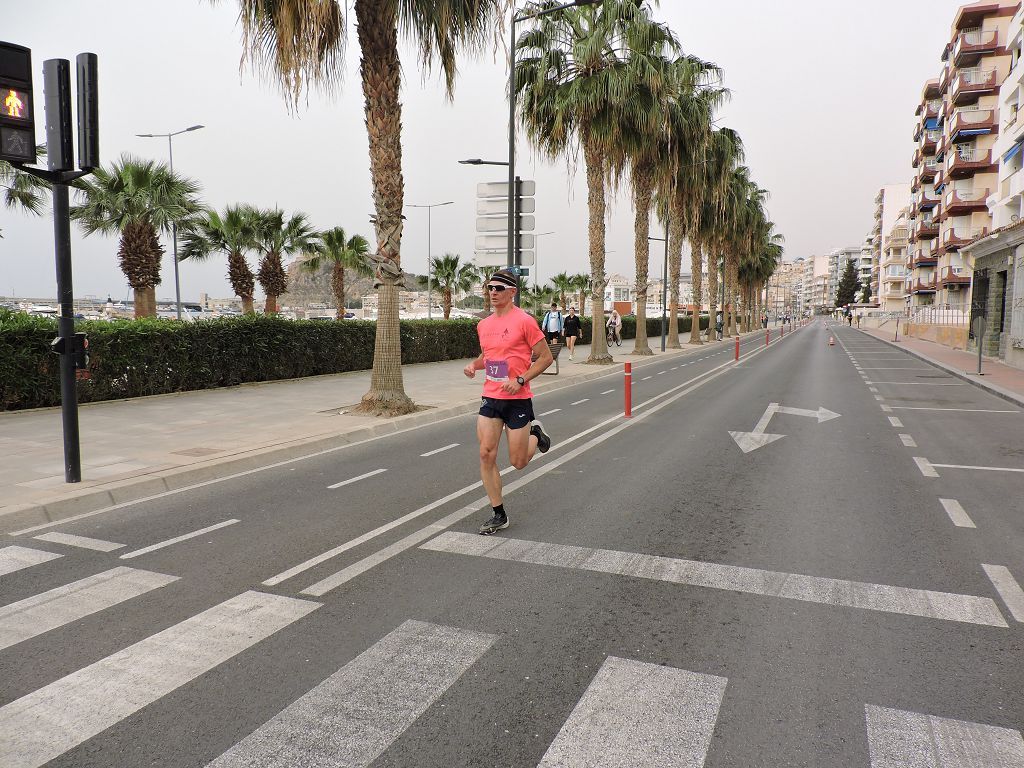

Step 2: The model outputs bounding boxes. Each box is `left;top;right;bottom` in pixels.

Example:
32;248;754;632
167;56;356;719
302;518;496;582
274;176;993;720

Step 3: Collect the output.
624;362;632;418
781;323;784;338
735;336;740;361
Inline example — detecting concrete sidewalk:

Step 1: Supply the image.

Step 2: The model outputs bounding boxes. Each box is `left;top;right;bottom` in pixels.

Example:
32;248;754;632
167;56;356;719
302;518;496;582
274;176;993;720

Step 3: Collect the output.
856;325;1024;408
0;335;742;533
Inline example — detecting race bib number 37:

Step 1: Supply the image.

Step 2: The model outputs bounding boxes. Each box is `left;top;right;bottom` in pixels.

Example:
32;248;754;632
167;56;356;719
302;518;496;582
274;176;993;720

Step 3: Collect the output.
485;359;510;382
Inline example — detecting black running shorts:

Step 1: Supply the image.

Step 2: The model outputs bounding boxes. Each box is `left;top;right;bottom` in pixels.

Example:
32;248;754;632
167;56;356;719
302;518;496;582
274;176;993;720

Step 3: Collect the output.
479;397;535;429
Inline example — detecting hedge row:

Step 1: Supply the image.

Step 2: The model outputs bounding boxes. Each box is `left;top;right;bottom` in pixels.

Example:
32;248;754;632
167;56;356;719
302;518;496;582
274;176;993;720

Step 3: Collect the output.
0;311;480;411
0;310;708;411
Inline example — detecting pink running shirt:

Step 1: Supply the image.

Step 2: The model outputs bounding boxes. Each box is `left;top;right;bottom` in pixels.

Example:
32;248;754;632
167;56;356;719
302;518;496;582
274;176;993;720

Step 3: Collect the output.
476;307;545;399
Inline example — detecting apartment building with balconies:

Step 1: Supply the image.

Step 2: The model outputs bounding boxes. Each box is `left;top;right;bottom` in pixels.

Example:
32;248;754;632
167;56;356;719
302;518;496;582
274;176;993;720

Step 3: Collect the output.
910;78;944;307
932;2;1018;307
870;184;912;306
988;4;1024;228
880;208;911;312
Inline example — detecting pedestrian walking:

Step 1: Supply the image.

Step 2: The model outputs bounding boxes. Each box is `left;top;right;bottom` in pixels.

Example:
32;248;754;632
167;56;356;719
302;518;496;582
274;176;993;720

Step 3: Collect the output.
463;269;553;535
715;312;723;341
563;306;582;359
541;302;564;343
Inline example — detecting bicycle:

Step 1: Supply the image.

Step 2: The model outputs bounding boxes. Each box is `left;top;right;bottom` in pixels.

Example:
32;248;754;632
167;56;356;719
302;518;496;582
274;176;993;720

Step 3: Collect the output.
606;326;622;346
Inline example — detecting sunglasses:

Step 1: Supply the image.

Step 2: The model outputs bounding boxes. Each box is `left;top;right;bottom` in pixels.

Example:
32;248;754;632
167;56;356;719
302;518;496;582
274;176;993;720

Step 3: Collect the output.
486;284;510;292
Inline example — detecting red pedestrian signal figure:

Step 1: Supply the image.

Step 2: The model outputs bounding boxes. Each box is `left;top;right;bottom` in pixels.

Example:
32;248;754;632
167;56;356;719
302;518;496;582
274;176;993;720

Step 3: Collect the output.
5;89;24;118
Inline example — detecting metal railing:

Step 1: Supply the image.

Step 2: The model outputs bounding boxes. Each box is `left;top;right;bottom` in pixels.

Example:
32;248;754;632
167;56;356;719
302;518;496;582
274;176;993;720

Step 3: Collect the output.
907;302;971;326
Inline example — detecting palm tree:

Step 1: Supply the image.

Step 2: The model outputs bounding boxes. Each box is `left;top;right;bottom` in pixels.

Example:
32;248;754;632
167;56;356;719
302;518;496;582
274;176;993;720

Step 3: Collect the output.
570;273;590;316
516;0;680;365
71;155;202;318
223;0;507;415
477;265;499;314
430;253;478;319
549;272;574;309
300;226;372;319
249;208;319;314
180;205;259;314
1;146;49;238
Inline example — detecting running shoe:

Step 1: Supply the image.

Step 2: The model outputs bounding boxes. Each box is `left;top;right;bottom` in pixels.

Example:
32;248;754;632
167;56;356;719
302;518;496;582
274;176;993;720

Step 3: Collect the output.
531;420;551;453
479;510;509;535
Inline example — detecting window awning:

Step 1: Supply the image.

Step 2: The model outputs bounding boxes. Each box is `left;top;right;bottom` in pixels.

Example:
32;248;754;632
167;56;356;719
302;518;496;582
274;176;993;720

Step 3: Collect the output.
1003;139;1024;163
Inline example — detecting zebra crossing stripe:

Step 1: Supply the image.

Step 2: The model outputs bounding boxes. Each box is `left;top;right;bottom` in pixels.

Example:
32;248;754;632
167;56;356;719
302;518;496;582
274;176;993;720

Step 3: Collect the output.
538;656;726;768
207;620;495;767
420;533;1008;628
865;704;1024;766
0;590;319;768
0;545;61;577
0;566;179;652
33;532;125;551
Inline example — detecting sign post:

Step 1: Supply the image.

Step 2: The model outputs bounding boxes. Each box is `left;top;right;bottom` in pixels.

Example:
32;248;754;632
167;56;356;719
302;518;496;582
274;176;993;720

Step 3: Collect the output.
972;315;986;376
475;179;536;306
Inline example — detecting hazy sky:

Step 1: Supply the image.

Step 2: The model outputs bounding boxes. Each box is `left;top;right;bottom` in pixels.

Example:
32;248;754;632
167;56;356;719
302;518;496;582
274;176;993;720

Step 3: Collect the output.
1;0;966;301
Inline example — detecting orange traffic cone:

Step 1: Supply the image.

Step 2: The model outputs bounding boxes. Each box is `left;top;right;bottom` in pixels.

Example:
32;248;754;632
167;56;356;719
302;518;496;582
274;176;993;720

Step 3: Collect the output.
828;336;835;346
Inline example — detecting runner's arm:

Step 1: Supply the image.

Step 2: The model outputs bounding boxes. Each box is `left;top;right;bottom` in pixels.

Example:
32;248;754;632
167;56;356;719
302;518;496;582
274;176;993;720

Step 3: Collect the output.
523;339;553;380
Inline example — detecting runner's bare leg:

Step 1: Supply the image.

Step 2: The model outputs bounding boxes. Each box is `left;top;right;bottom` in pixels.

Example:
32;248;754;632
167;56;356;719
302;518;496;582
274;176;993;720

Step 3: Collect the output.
477;416;505;506
506;424;539;470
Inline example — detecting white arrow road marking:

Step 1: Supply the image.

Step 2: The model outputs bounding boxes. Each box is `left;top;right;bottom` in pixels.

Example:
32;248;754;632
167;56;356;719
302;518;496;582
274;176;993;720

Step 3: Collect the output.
730;403;839;452
729;431;786;454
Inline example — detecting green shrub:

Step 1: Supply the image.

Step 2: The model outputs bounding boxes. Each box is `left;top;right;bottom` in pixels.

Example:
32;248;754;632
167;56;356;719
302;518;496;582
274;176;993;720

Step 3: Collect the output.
0;311;479;411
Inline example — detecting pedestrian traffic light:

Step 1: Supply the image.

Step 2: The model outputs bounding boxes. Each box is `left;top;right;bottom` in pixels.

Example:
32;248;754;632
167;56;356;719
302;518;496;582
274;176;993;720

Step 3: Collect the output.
43;58;73;172
0;41;36;164
76;53;98;171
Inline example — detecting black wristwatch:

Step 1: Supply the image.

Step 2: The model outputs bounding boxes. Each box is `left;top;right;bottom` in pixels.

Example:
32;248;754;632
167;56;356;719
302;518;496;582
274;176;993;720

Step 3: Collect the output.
516;376;526;386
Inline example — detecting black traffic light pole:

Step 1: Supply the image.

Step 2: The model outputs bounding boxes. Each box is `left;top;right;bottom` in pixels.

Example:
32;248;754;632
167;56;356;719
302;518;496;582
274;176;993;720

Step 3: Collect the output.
12;53;98;483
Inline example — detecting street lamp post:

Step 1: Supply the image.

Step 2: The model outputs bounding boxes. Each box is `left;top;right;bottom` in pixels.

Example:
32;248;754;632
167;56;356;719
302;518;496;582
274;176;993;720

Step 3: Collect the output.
534;231;555;289
137;125;204;320
507;0;600;276
405;201;453;319
648;230;669;352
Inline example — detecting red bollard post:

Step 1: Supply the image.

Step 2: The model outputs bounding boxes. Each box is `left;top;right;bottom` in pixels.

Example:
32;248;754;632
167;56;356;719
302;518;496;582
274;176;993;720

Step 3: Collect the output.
734;336;740;361
781;323;784;338
624;362;632;418
765;328;770;346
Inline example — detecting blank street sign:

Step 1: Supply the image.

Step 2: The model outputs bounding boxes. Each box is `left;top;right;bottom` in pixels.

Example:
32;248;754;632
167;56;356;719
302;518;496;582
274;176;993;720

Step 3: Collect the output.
474;251;535;267
477;216;535;233
477;180;536;198
476;234;535;250
478;198;535;215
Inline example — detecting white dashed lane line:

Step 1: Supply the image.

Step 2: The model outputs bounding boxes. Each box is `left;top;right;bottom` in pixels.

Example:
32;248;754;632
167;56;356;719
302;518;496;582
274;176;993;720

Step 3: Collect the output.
420;443;459;458
600;390;615;396
538;408;562;417
570;399;589;406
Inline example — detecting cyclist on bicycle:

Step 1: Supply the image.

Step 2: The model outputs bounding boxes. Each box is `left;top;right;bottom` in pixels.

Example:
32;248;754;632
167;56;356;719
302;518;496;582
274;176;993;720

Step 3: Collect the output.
606;310;622;346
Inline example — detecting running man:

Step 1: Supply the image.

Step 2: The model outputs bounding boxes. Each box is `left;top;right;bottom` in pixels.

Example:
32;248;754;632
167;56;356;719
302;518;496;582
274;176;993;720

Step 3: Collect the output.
463;269;553;534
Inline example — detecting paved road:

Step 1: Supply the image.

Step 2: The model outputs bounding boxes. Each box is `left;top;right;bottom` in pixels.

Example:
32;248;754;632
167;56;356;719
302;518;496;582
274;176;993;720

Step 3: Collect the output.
2;322;1022;767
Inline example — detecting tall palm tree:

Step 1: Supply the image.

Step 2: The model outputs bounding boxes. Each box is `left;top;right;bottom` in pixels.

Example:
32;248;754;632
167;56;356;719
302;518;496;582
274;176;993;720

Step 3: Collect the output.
549;272;574;309
249;208;319;314
222;0;507;415
300;226;372;319
1;146;49;238
613;54;721;355
71;155;202;318
570;273;590;316
180;205;259;314
430;253;478;319
516;0;679;365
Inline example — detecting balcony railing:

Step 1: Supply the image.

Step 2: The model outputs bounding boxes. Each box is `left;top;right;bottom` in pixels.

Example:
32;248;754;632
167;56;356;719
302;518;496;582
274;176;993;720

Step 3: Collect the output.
912;279;938;294
950;108;995;138
941;226;987;249
908;302;970;325
943;187;990;213
941;267;972;287
913;247;938;265
914;219;939;240
926;99;941;119
953;68;998;102
947;146;993;175
954;27;999;65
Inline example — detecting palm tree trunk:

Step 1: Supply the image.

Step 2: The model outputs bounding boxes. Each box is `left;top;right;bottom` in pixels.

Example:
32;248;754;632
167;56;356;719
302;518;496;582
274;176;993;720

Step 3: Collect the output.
132;288;146;319
444;288;452;319
666;200;684;349
333;262;346;319
707;245;718;341
689;239;704;345
631;165;653;356
582;130;612;364
354;0;415;416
